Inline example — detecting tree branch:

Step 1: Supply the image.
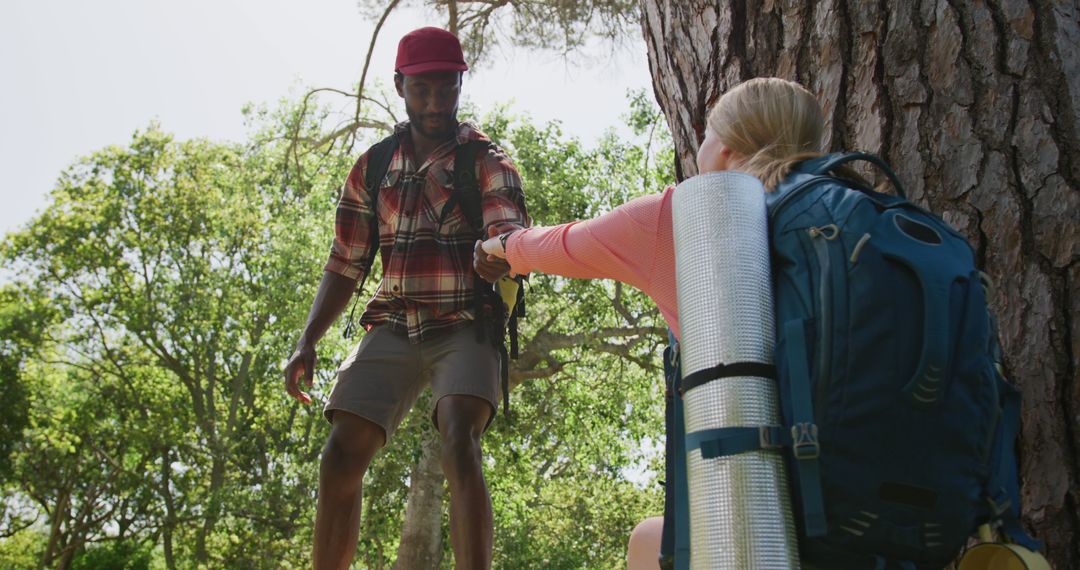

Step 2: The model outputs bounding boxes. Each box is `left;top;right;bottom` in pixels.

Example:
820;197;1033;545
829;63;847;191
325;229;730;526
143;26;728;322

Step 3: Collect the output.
353;0;402;131
612;281;638;325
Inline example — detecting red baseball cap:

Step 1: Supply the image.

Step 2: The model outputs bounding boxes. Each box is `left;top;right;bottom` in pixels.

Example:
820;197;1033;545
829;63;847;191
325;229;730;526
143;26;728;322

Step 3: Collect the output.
395;27;469;76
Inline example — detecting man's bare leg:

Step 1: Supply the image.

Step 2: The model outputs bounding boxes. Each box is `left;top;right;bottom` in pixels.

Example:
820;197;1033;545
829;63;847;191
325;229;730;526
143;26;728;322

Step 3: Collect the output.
436;395;494;570
312;411;385;570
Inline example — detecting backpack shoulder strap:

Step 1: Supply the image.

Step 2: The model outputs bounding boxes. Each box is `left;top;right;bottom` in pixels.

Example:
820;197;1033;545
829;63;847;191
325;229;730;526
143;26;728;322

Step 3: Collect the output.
769;152;908;216
342;134;398;340
453;139;518;414
364;134;400;206
452;140;493;233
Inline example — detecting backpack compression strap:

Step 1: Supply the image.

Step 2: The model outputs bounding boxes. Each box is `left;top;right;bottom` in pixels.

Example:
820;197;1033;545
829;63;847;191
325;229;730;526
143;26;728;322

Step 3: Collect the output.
987;382;1042;551
680;362;776;393
682;320;827;538
343;135;399;339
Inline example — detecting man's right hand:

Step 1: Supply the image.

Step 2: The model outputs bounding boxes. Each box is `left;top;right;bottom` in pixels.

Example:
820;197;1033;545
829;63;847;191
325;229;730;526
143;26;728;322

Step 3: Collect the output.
284;344;316;405
284;271;363;405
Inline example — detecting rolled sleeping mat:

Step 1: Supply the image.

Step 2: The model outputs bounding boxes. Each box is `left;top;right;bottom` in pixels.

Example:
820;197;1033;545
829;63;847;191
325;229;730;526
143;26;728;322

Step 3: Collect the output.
671;172;799;569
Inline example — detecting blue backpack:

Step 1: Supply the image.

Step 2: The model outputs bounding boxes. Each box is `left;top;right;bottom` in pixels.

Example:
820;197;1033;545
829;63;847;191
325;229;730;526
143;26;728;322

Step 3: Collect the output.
665;153;1040;569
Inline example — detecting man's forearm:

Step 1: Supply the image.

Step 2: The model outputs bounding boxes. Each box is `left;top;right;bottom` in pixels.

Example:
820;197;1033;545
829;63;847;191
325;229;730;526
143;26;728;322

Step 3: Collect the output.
297;271;361;348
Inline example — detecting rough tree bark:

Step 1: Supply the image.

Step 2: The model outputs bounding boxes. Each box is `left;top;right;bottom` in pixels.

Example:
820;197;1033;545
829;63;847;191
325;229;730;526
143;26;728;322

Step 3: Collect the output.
640;0;1079;567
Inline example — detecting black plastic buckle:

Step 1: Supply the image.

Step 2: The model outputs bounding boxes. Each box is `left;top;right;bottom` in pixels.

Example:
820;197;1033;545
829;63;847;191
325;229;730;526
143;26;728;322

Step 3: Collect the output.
791;422;820;460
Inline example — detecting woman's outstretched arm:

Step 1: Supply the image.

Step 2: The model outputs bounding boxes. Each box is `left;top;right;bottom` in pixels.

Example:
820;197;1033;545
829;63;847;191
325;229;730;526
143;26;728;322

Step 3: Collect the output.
478;190;669;290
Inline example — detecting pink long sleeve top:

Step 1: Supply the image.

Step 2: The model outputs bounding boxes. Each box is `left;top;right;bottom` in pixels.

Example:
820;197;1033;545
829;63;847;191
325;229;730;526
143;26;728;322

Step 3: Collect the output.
504;186;681;340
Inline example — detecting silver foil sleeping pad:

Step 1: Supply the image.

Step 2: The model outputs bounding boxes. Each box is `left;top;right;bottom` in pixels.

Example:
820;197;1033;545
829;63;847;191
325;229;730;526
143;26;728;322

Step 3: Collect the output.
672;171;799;569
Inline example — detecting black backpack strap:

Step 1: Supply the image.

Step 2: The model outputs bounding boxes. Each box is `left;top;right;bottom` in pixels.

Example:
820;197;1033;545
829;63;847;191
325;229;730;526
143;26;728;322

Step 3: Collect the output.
451;140;491;345
509;281;525;358
451;140;520;414
448;140;491;231
343;135;399;339
365;135;400;207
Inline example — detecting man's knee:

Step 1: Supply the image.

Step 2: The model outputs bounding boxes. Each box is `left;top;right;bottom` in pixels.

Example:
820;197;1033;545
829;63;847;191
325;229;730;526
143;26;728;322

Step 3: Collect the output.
435;395;490;477
438;422;483;477
321;412;383;478
627;516;664;570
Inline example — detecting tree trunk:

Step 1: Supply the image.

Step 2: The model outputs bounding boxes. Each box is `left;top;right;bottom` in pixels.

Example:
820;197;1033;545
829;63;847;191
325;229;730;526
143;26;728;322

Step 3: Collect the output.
41;488;70;569
392;429;445;570
160;447;178;570
195;446;227;562
640;0;1079;567
56;540;79;570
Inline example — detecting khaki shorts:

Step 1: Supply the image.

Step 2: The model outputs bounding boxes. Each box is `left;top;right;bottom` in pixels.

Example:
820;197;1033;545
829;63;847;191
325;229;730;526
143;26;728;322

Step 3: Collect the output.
323;324;500;442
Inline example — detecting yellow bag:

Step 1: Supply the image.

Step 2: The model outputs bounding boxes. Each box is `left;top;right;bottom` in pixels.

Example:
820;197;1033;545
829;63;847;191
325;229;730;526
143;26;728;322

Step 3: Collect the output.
956;526;1051;570
495;275;520;316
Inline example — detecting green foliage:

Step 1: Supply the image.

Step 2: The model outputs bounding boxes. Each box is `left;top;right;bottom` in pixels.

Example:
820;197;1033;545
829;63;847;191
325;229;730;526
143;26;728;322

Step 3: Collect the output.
0;91;674;569
0;285;57;479
0;528;46;569
72;541;152;570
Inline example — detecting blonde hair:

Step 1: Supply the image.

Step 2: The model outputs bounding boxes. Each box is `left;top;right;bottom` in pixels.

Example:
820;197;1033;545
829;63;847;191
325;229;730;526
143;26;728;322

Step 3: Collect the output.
706;77;825;191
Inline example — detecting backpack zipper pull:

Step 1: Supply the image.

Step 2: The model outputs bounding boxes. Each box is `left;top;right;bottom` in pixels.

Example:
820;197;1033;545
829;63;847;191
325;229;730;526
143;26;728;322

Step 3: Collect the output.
808;224;840;240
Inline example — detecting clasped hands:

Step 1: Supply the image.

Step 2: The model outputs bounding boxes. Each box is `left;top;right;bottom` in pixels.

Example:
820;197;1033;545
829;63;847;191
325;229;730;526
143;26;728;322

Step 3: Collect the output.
473;226;515;282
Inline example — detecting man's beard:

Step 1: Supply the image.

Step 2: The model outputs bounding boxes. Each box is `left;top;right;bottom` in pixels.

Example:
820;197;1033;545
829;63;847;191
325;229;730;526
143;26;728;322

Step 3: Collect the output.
406;106;458;140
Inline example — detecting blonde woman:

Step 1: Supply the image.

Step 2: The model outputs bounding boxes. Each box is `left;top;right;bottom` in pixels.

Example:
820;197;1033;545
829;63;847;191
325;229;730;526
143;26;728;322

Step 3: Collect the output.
474;77;827;569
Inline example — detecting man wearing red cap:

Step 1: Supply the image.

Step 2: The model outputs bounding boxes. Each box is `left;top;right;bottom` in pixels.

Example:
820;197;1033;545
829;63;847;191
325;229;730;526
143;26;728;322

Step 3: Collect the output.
283;27;528;569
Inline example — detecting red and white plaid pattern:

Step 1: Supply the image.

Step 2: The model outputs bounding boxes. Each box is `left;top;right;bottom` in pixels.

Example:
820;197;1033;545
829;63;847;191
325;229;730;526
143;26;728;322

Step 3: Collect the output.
325;121;529;342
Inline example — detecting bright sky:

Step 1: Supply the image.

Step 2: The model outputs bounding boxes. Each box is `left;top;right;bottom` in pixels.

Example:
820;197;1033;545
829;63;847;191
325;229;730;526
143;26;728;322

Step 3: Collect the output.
0;0;651;237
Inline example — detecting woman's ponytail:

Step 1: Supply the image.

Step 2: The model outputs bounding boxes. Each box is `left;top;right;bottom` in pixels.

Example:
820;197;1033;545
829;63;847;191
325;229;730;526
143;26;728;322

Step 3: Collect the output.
705;78;825;191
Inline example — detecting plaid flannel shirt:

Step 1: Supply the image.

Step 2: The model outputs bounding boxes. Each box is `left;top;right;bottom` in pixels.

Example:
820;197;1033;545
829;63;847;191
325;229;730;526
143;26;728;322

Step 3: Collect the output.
325;121;529;342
